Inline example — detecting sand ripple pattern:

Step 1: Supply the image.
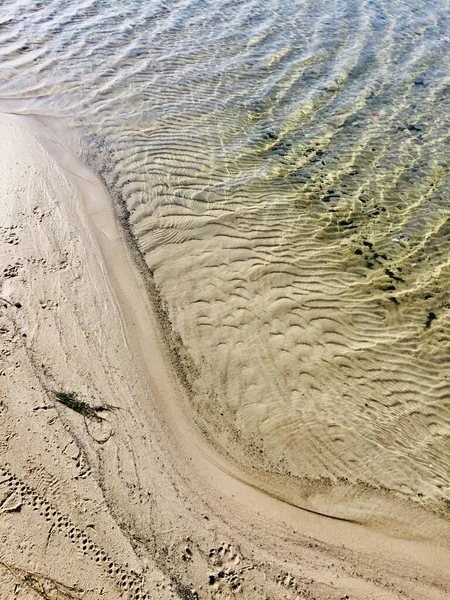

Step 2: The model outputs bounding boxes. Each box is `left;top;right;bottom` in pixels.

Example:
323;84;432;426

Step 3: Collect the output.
1;0;450;518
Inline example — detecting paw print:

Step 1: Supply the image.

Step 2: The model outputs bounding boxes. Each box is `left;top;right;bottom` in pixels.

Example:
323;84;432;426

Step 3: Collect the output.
208;543;243;594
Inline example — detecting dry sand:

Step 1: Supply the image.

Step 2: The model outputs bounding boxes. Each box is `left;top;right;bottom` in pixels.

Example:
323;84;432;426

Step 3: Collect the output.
0;112;449;599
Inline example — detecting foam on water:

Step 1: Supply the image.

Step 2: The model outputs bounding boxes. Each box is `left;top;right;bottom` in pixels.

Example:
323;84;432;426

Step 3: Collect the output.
1;0;450;524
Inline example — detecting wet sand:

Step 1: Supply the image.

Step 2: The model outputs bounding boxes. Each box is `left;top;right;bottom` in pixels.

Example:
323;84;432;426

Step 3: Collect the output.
1;113;450;599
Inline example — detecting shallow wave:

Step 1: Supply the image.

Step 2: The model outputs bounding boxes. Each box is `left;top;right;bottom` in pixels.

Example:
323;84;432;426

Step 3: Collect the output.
1;0;450;520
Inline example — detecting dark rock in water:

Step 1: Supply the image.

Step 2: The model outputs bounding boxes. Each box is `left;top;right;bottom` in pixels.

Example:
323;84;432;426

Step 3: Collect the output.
385;268;404;283
323;191;340;203
407;124;422;133
414;78;427;87
271;140;292;156
262;130;278;141
425;311;437;328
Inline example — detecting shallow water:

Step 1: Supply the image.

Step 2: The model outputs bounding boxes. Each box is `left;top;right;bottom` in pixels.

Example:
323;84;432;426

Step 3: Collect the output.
1;0;450;519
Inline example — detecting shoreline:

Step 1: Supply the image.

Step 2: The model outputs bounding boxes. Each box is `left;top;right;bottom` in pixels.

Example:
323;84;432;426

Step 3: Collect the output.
76;118;450;537
0;112;449;599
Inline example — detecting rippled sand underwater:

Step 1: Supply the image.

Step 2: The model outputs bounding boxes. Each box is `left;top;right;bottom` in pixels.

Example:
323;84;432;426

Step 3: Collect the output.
1;0;450;522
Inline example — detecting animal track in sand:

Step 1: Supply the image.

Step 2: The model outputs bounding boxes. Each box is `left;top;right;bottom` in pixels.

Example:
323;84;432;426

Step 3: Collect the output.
207;543;243;595
0;464;151;599
39;299;58;310
274;570;319;598
1;263;21;279
0;481;22;513
31;205;51;223
27;251;72;273
0;226;19;246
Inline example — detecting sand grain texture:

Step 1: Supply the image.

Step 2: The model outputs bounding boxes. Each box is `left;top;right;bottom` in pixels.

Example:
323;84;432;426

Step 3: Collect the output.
0;114;449;600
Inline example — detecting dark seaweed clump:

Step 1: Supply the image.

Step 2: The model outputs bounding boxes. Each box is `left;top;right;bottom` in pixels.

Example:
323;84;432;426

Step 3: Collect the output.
54;391;104;419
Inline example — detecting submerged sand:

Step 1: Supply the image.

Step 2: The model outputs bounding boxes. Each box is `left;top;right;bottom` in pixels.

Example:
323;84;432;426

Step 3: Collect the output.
0;113;449;599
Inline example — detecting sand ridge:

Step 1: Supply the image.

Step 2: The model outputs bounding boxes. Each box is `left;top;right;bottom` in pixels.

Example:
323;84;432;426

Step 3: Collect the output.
0;113;450;599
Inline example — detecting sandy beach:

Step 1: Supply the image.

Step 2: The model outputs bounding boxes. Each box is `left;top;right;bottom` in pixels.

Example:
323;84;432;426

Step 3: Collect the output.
0;113;450;600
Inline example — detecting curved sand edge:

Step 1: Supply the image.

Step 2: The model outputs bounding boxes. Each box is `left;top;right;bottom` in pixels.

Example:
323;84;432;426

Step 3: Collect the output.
0;113;449;599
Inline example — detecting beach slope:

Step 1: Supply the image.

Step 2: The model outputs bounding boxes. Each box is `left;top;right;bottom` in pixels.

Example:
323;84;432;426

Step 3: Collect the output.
0;114;449;600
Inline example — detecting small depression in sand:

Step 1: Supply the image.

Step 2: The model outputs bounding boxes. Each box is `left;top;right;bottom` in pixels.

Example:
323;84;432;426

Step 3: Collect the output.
1;0;450;531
